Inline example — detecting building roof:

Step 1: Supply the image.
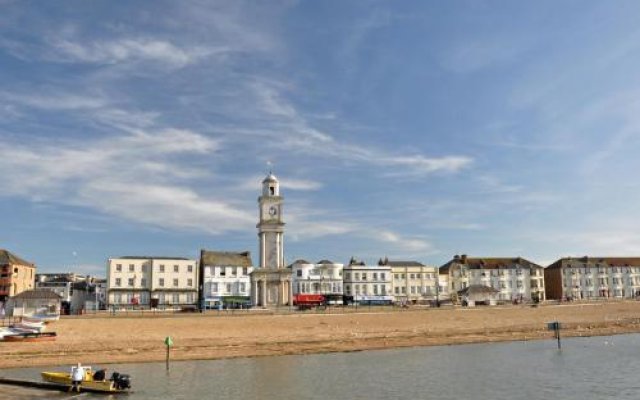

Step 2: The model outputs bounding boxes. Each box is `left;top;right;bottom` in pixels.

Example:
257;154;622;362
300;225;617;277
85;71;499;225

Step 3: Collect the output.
11;289;62;300
378;257;425;267
457;285;500;296
0;249;34;267
440;255;542;273
546;257;640;269
317;259;334;265
200;250;253;267
262;173;278;183
291;259;311;265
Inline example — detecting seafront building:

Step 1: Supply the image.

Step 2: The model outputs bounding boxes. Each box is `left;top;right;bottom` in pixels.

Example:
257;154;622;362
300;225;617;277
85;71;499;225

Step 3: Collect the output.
379;258;438;304
441;255;545;304
0;249;36;302
199;250;253;309
545;257;640;300
36;273;105;313
343;257;393;305
250;174;292;307
291;259;344;304
107;256;198;308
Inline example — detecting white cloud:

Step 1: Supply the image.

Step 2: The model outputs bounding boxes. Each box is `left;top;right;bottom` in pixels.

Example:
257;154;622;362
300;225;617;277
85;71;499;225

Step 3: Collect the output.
50;38;217;68
0;130;255;234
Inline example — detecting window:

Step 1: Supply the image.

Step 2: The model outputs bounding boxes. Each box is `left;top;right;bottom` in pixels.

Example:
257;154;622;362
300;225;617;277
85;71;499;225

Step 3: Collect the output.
220;268;226;277
394;273;400;279
128;278;134;287
188;265;193;273
395;287;400;294
116;264;122;272
173;279;179;287
142;265;147;273
297;270;302;277
411;286;416;294
115;278;121;287
174;265;179;273
129;264;134;272
240;283;246;293
373;273;378;280
362;285;368;295
159;264;165;273
212;283;218;292
159;278;165;287
410;274;415;279
354;273;360;280
226;283;232;293
362;273;367;281
173;293;180;304
401;287;406;294
141;278;147;287
243;267;248;275
188;279;193;287
373;285;378;295
345;273;351;280
381;273;386;281
401;274;405;279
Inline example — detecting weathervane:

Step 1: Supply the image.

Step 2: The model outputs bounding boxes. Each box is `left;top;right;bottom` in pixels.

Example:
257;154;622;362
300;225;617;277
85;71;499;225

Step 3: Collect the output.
266;160;273;175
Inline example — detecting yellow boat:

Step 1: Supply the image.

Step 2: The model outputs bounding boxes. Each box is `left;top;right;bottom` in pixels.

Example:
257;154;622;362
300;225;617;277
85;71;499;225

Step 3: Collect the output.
41;366;131;393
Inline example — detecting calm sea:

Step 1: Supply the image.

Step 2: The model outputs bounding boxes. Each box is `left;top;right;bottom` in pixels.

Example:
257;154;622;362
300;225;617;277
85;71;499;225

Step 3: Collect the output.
2;333;639;399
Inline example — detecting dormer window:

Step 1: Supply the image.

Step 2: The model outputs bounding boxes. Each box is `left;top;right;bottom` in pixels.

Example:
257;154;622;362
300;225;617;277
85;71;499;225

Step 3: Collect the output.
270;186;275;195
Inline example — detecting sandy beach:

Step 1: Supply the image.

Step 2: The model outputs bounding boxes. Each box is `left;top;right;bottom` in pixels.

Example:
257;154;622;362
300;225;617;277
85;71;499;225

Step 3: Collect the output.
1;301;640;369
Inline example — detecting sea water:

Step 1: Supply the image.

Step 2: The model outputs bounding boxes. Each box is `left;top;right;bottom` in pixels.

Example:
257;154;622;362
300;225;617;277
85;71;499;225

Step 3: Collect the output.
2;333;638;399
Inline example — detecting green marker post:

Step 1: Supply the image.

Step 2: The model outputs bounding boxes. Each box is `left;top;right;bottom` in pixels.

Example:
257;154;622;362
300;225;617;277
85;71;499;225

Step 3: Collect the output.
164;336;173;370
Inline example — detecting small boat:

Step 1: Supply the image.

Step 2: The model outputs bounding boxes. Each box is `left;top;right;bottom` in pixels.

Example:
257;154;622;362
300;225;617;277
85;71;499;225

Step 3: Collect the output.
11;320;46;333
25;314;60;323
3;332;57;342
41;366;132;393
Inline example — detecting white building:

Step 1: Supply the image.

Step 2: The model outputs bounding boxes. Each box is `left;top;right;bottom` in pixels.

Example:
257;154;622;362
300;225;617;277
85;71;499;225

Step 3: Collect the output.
545;257;640;300
200;250;253;309
291;259;344;304
343;258;393;305
377;258;438;305
440;255;545;305
107;256;198;308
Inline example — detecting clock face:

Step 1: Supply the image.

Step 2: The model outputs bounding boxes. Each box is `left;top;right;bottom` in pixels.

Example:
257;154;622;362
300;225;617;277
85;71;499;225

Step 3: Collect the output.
268;206;278;216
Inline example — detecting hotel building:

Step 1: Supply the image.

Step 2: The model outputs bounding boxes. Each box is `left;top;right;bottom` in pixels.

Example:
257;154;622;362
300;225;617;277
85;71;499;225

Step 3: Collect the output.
441;255;545;303
107;256;198;308
545;257;640;300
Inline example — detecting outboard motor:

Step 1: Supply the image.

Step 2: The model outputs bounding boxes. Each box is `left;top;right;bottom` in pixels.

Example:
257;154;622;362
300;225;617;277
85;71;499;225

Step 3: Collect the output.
110;371;132;390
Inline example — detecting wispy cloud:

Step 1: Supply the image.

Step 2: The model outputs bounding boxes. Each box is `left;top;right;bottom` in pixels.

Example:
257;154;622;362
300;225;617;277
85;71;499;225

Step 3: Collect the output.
50;38;218;68
0;130;256;234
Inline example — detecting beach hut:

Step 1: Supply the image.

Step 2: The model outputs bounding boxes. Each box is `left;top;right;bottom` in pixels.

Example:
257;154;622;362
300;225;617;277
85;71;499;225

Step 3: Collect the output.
457;285;499;307
5;289;62;317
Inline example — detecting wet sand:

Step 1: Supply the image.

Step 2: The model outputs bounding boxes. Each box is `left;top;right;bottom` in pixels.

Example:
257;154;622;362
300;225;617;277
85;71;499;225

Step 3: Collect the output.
1;301;640;369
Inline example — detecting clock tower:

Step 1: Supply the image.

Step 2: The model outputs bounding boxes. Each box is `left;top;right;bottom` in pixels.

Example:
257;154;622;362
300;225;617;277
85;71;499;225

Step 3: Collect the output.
257;173;285;268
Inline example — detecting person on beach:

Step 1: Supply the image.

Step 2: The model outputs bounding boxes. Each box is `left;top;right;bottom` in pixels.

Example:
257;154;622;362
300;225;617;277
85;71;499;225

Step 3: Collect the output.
70;362;85;392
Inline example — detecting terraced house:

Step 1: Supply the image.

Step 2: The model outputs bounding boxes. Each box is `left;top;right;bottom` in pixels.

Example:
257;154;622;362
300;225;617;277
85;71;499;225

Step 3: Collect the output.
441;255;545;304
200;250;253;310
545;257;640;300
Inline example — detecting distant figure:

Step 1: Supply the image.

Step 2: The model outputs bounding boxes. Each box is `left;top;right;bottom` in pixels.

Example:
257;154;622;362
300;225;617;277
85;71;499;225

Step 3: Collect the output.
93;368;106;381
70;362;85;392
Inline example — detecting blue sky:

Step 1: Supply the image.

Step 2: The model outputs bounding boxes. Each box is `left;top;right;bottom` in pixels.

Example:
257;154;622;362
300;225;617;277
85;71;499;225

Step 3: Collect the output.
2;1;640;275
